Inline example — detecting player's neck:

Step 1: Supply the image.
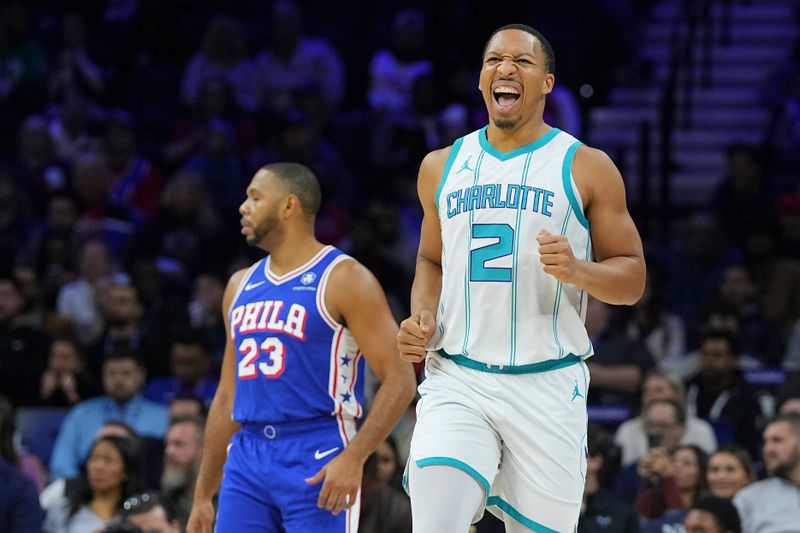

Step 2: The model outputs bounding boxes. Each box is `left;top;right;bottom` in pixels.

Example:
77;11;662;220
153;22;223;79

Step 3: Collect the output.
486;118;551;153
267;233;325;276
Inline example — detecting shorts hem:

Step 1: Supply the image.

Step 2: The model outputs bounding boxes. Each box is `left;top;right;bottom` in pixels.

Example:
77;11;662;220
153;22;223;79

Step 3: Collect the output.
415;456;491;494
486;496;561;533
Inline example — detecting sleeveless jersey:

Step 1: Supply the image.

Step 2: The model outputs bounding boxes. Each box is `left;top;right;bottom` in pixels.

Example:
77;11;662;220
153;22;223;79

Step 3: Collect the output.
228;246;364;425
431;126;594;368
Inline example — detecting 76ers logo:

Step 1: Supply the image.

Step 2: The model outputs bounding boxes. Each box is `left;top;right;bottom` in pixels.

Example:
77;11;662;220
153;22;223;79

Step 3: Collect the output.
300;272;316;285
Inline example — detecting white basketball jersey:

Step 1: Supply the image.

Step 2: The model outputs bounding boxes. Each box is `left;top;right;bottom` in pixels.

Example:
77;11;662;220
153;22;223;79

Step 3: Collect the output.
431;126;594;368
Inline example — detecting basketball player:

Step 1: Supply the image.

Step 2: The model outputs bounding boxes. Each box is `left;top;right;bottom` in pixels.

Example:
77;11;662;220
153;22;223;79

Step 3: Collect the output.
397;24;646;532
187;163;416;533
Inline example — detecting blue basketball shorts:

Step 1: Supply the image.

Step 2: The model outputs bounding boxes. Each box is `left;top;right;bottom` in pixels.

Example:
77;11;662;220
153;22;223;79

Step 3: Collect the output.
216;416;359;533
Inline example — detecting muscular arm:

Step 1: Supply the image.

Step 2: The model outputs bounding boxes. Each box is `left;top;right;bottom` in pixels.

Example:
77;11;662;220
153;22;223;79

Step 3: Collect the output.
397;148;450;363
311;260;416;513
191;270;246;504
572;146;646;305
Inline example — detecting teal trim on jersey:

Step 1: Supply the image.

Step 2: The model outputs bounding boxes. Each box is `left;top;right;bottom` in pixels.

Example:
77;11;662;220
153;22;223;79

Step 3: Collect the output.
416;457;490;494
577;236;591;317
486;496;560;533
510;152;533;365
551;206;573;358
437;349;581;374
436;137;464;207
462;150;486;356
562;141;589;229
479;126;561;161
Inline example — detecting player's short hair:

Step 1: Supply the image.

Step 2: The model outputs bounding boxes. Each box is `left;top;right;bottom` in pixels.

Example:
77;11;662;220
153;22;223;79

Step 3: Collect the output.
689;496;742;533
261;162;322;217
483;23;555;74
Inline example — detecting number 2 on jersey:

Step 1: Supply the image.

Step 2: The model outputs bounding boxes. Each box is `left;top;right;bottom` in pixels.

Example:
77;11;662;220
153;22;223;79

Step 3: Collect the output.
238;337;286;379
470;223;514;282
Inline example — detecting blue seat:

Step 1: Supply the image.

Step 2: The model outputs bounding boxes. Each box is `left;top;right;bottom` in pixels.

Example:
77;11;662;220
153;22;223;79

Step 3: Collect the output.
15;407;70;465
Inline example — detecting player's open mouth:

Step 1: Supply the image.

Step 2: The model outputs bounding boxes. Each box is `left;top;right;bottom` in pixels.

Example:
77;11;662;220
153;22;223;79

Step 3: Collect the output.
493;86;521;110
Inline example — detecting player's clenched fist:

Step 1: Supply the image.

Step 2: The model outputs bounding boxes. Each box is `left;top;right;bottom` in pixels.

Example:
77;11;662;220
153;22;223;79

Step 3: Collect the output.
397;310;435;363
537;229;584;284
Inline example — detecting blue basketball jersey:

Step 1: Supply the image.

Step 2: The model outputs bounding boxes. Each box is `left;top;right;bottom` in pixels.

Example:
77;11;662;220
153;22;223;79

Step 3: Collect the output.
228;246;365;428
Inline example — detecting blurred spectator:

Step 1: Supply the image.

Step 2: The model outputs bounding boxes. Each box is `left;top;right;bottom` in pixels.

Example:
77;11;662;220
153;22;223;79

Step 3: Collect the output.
358;439;411;533
543;85;582;137
585;297;656;405
742;224;800;332
782;316;800;372
710;145;774;247
132;171;228;278
578;423;640;533
622;273;686;368
659;212;740;327
0;274;50;406
685;330;761;451
165;77;256;168
0;2;47;152
368;8;432;113
253;0;345;114
635;444;707;522
143;330;217;406
46;91;95;162
714;263;784;365
0;170;34;260
705;446;754;500
104;492;180;533
733;414;800;533
684;496;742;533
43;435;144;533
47;13;107;102
167;394;207;421
49;349;168;479
39;336;101;406
188;272;226;369
0;394;44;533
103;110;163;221
180;16;257;112
776;191;800;259
11;115;70;212
615;371;717;467
90;280;146;368
161;416;204;530
184;119;246;217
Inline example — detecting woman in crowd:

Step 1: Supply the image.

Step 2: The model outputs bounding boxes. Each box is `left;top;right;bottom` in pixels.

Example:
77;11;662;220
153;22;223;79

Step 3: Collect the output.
705;445;754;500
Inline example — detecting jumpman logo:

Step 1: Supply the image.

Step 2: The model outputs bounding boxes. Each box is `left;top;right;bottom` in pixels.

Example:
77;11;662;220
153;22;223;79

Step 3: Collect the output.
456;156;475;174
571;380;584;402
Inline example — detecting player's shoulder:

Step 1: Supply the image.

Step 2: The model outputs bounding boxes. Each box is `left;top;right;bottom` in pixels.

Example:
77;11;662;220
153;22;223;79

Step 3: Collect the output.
227;267;252;290
574;143;616;169
420;145;453;174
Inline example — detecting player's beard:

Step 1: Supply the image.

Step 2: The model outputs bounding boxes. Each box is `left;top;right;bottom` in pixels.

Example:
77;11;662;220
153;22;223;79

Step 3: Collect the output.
492;116;518;130
246;210;279;247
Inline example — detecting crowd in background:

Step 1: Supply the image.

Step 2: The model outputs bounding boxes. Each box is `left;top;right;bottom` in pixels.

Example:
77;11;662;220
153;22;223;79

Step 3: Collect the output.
1;1;800;532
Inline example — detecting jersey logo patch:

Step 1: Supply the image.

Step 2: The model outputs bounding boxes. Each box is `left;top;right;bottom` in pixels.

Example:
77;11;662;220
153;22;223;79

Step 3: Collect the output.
314;446;339;460
245;280;265;291
571;380;584;402
300;272;317;285
456;155;475;174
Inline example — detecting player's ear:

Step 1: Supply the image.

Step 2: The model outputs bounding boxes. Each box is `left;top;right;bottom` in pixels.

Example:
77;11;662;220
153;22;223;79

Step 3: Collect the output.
542;74;554;95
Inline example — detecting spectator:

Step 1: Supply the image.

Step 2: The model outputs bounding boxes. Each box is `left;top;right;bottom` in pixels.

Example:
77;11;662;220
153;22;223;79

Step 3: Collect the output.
39;335;101;406
180;16;256;112
49;349;168;479
578;424;640;533
11;115;70;213
46;91;95;163
0;394;44;533
0;273;50;406
47;13;107;102
585;297;656;405
684;496;742;533
615;371;717;466
55;238;115;346
733;414;800;532
367;8;433;114
359;439;411;533
253;0;345;114
635;444;708;522
686;330;761;452
0;170;34;260
188;271;226;369
161;416;204;530
43;435;144;533
143;330;217;406
104;492;180;533
167;394;207;421
705;446;754;500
